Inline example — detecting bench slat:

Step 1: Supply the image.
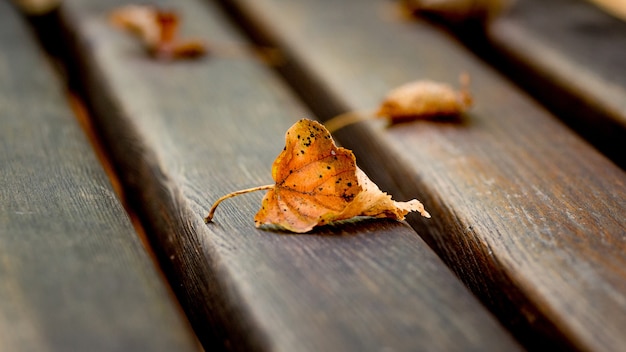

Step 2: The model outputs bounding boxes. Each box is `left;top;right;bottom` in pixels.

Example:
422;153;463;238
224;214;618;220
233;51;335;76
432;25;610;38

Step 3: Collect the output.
217;0;626;350
0;3;198;351
484;0;626;167
58;0;521;350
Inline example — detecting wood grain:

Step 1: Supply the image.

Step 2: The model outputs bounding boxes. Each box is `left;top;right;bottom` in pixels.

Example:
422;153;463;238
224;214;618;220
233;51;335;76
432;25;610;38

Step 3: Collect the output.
57;0;521;350
0;3;198;352
483;0;626;168
215;0;626;350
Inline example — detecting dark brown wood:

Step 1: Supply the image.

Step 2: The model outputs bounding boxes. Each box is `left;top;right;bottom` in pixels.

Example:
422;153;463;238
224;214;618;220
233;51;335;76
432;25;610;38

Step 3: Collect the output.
483;0;626;168
0;3;198;351
215;0;626;350
57;0;522;350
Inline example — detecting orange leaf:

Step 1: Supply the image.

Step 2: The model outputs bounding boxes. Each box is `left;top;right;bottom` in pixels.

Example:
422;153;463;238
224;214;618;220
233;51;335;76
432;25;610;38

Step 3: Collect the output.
377;75;472;122
110;5;161;46
254;119;429;232
323;75;473;133
109;5;206;61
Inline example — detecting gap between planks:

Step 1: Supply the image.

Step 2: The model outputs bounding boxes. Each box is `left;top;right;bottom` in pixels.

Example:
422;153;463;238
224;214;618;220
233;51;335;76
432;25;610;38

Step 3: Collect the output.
68;92;153;257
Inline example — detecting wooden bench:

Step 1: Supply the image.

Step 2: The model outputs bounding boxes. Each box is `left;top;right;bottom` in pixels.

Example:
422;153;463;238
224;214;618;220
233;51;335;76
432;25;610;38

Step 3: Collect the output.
56;0;521;350
215;0;626;350
0;2;197;351
5;0;626;350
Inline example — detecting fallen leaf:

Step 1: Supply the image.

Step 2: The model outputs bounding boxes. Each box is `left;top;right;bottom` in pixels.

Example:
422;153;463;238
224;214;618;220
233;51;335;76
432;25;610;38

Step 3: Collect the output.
110;5;159;45
151;9;207;60
377;74;472;122
205;119;430;232
109;5;206;60
251;119;430;232
323;75;472;132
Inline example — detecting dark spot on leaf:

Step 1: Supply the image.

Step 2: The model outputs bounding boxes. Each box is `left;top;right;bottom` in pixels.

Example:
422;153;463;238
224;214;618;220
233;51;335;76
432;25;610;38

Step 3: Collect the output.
326;166;331;170
341;193;355;202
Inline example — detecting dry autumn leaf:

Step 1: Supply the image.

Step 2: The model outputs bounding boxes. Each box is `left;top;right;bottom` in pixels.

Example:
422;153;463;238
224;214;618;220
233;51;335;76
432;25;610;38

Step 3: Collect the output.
377;74;472;122
109;5;206;60
109;5;282;64
205;119;429;233
324;74;472;132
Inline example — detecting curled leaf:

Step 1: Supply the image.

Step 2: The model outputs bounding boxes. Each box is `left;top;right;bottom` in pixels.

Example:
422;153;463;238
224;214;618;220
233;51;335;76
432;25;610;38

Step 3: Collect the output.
109;5;206;60
323;75;472;133
253;119;429;233
110;5;160;46
377;74;472;122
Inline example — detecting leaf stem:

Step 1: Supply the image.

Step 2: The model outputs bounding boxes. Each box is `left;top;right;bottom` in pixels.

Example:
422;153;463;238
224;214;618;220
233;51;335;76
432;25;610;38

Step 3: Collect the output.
205;184;274;223
323;109;377;133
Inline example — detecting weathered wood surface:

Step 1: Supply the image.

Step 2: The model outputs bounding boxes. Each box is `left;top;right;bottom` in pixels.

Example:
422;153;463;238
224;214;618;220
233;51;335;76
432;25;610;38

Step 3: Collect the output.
57;0;522;350
483;0;626;168
0;3;198;352
217;0;626;350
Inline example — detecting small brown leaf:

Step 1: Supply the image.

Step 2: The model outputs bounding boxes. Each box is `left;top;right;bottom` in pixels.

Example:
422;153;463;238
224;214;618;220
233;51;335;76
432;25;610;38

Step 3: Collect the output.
323;75;472;133
377;75;472;122
110;5;160;45
253;119;429;233
109;5;206;60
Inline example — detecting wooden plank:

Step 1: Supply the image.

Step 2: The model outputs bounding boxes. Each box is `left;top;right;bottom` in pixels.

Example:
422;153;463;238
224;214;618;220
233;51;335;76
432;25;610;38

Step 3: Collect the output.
57;0;522;350
481;0;626;168
0;3;198;351
215;0;626;350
